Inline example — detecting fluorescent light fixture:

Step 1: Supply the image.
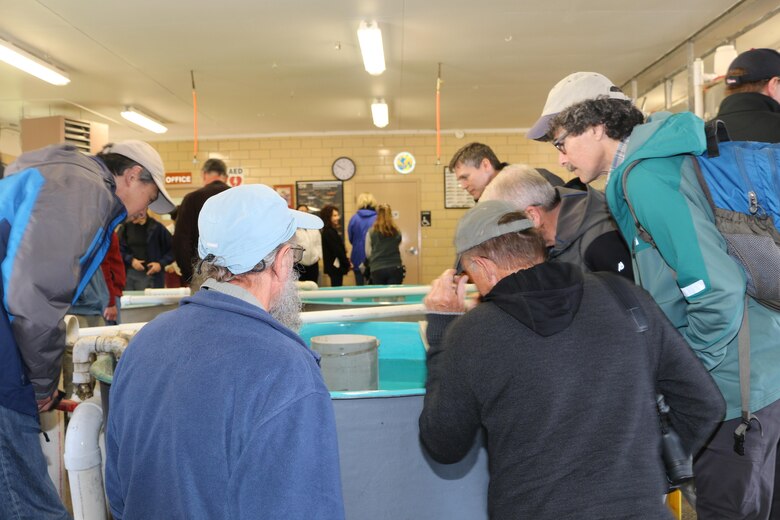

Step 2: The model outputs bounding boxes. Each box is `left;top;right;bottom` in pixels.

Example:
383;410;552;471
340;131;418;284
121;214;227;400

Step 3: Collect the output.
121;107;168;134
371;99;389;128
358;21;385;75
0;37;70;86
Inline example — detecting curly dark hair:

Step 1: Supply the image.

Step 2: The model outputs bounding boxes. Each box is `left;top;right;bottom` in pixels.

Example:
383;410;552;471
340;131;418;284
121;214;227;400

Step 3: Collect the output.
319;205;340;229
549;97;645;141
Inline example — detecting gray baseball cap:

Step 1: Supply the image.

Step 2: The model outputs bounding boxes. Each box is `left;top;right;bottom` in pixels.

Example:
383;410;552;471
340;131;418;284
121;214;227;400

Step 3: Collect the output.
527;72;630;141
104;140;175;214
454;200;534;273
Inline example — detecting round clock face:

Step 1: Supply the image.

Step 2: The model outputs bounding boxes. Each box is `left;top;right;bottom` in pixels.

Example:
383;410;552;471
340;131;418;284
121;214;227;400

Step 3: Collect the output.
332;156;356;181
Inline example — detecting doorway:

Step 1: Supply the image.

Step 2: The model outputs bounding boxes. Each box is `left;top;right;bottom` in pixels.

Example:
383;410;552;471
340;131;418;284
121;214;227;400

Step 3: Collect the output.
353;179;421;285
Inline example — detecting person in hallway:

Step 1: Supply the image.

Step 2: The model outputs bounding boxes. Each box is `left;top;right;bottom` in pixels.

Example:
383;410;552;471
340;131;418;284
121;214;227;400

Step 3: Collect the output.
173;158;230;285
419;200;724;519
294;204;323;284
118;210;173;290
100;231;126;325
714;48;780;142
320;205;350;287
347;192;377;285
106;184;344;519
365;203;404;285
481;164;632;279
0;140;174;519
546;78;780;519
448;142;568;200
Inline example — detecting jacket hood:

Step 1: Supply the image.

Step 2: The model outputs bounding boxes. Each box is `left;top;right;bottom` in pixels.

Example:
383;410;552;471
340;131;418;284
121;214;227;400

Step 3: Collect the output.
622;111;706;165
484;261;583;337
356;208;377;218
7;144;117;189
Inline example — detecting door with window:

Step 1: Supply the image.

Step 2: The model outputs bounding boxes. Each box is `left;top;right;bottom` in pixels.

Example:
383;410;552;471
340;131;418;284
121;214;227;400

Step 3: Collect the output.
353;179;421;284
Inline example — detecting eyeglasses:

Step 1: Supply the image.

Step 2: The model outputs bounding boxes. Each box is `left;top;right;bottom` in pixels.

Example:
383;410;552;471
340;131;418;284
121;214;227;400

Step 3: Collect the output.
289;245;306;263
552;131;570;154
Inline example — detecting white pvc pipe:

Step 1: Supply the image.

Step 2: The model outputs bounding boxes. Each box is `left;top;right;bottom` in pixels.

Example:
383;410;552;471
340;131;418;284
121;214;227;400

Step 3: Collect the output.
301;303;426;323
78;322;147;338
299;284;477;300
64;397;107;520
121;294;184;306
143;287;190;296
40;410;66;500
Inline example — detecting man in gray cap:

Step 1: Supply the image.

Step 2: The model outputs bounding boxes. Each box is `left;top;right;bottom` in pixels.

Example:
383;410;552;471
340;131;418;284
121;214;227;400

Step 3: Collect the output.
419;200;723;519
714;48;780;142
106;184;344;519
0;140;174;518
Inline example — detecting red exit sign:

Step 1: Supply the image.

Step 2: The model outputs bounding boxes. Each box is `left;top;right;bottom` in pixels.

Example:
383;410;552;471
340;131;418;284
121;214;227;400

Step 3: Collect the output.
165;172;192;185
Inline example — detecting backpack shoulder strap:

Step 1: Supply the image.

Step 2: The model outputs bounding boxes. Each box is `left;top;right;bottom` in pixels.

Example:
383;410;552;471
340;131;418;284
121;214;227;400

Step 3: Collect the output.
592;272;648;333
621;160;657;248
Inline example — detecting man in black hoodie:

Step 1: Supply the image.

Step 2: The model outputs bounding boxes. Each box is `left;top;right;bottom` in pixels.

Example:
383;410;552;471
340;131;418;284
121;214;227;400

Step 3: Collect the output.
418;200;725;519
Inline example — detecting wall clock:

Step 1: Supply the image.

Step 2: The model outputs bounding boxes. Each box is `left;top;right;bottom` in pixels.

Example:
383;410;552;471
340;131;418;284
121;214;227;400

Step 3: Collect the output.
332;156;356;181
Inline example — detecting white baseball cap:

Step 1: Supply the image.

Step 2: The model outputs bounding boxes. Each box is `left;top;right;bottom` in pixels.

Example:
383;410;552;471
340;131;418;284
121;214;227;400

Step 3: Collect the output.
198;184;323;275
103;140;175;214
527;72;630;141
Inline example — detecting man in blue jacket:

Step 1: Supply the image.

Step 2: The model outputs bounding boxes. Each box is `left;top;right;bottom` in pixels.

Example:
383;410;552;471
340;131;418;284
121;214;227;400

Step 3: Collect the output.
106;184;345;519
0;140;174;519
545;78;780;519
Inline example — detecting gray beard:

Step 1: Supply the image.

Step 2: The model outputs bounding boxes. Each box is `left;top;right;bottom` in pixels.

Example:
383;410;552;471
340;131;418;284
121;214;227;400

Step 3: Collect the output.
269;268;303;332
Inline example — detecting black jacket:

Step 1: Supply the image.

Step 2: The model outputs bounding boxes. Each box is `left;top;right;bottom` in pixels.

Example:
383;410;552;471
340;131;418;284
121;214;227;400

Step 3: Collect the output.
420;262;724;519
714;92;780;143
321;226;350;276
172;180;230;283
118;218;173;289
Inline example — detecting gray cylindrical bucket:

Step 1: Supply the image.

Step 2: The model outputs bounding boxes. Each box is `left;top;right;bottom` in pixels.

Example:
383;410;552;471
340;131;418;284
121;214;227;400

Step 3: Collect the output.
311;334;379;392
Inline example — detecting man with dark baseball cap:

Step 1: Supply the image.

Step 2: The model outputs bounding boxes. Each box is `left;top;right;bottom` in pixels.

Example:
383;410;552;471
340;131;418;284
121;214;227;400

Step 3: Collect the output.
715;48;780;142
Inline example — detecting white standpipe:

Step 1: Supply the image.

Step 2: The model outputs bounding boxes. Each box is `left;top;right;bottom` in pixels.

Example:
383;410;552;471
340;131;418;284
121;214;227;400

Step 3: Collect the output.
64;397;107;520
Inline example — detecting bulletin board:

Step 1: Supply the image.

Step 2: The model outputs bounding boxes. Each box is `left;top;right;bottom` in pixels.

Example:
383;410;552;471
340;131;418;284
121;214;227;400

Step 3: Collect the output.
443;167;476;209
296;180;345;231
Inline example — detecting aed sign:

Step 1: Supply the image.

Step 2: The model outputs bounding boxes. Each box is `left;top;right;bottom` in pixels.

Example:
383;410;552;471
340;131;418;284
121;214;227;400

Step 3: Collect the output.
165;172;192;185
227;166;245;187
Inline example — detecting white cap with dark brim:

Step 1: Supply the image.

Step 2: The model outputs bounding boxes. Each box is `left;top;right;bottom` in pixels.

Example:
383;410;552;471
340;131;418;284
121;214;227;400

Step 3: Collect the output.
103;140;176;214
527;72;630;141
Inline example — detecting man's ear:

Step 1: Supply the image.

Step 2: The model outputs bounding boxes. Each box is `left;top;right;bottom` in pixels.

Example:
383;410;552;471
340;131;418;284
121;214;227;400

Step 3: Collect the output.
271;246;291;280
122;165;142;185
480;157;492;170
524;205;543;227
592;124;607;141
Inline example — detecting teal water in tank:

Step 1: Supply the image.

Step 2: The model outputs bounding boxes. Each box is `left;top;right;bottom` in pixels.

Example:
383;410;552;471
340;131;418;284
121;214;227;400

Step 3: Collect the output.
300;321;427;398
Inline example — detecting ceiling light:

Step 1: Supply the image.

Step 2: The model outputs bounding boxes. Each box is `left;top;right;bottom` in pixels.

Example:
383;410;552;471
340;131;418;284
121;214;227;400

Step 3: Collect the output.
121;107;168;134
0;37;70;86
358;21;385;75
371;100;389;128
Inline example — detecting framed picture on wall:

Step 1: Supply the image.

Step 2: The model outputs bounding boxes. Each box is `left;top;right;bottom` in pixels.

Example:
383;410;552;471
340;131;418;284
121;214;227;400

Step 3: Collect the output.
273;184;295;208
295;180;344;232
443;167;476;209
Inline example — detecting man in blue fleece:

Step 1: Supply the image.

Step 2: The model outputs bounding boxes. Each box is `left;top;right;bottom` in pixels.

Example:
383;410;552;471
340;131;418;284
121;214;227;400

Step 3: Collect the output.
106;184;345;519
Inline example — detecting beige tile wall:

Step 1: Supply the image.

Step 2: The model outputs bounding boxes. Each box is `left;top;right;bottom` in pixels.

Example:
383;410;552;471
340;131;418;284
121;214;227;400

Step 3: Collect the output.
153;132;569;284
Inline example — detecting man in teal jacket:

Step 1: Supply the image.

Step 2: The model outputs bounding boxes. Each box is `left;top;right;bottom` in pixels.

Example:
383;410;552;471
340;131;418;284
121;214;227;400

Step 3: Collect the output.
545;92;780;518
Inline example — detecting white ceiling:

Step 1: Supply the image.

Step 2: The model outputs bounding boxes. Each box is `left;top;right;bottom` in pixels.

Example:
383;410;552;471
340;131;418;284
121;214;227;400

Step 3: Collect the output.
0;0;775;142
